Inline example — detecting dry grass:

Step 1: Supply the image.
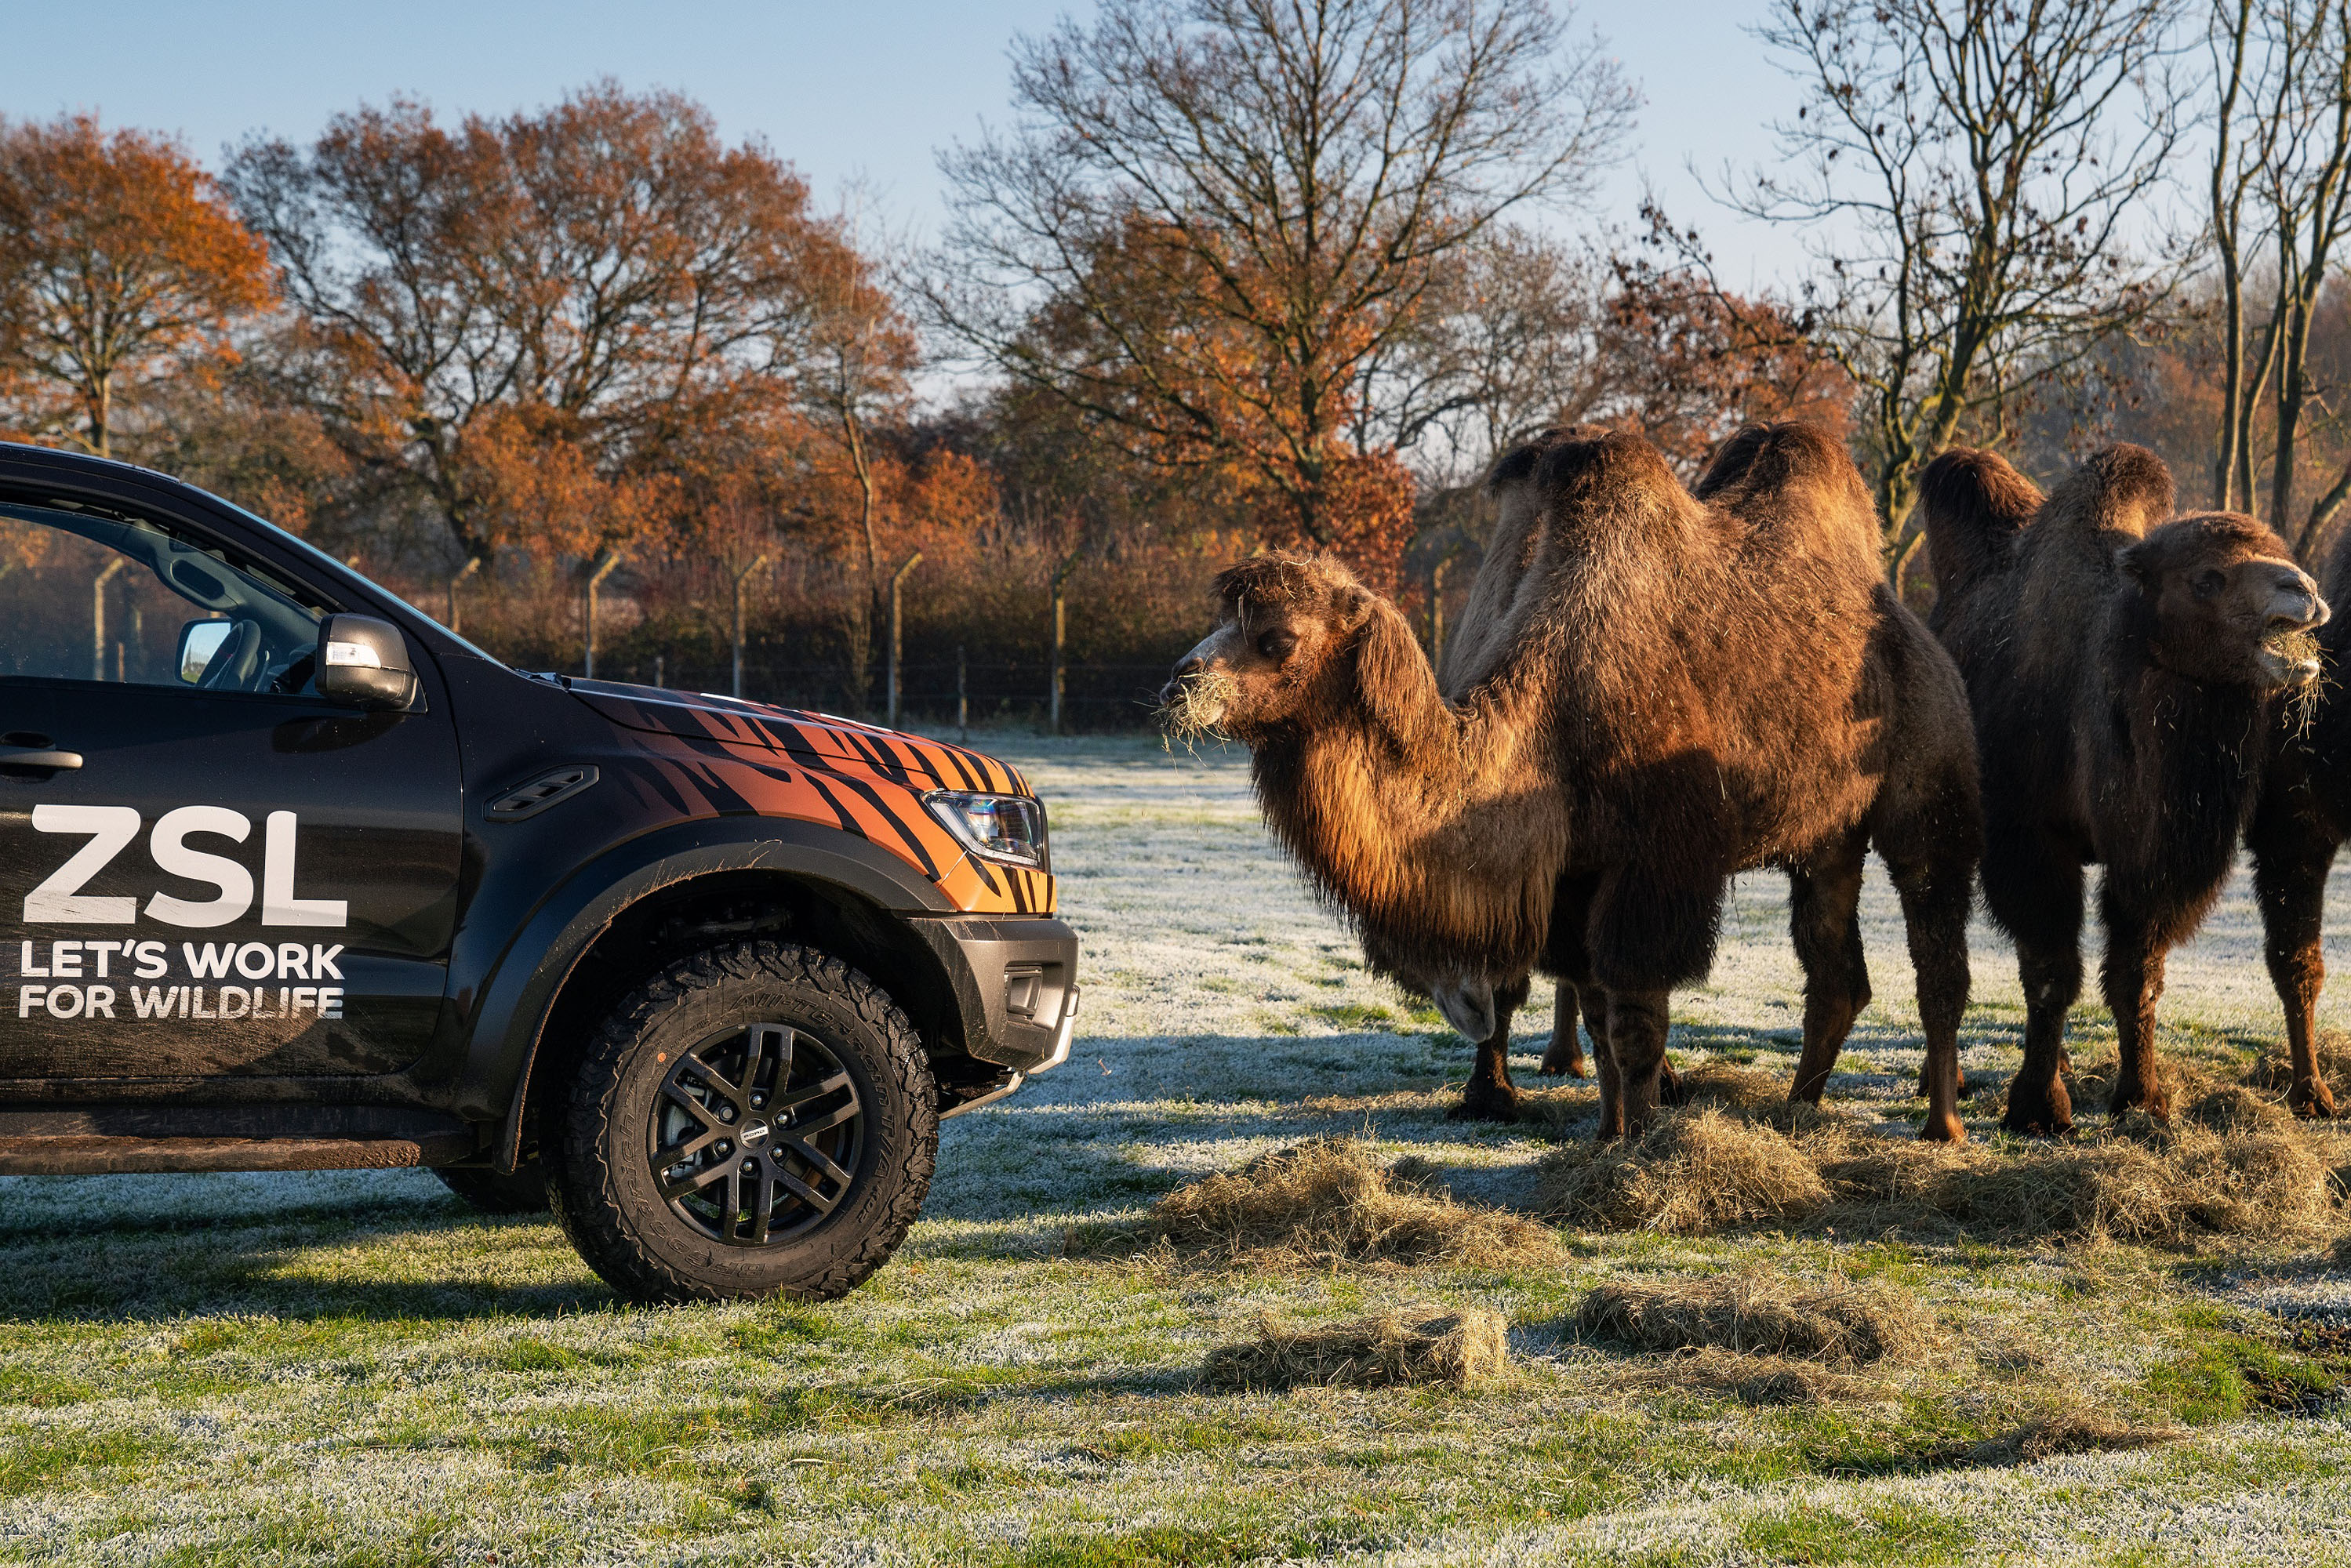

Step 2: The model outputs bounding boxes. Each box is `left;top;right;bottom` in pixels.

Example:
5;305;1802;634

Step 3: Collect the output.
1201;1304;1510;1391
1083;1138;1564;1269
1576;1269;1935;1367
1531;1084;2344;1244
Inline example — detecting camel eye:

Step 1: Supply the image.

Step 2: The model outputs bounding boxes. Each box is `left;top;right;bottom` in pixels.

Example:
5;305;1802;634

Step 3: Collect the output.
2194;569;2225;599
1256;630;1297;661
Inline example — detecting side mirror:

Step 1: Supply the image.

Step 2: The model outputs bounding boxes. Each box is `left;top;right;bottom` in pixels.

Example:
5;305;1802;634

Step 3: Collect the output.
315;614;419;711
177;619;233;684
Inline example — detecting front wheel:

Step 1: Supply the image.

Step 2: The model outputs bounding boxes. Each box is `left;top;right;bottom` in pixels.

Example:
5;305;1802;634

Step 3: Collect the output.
547;942;938;1303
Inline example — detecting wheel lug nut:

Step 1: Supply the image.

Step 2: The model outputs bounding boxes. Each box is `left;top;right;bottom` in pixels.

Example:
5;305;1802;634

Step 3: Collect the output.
714;1142;731;1156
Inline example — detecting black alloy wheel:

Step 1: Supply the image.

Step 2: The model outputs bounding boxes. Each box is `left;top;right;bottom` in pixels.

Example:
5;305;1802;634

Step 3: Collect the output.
649;1022;865;1247
548;941;936;1303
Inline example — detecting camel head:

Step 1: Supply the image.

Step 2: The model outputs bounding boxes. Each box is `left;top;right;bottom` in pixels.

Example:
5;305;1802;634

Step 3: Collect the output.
1161;554;1428;742
2120;514;2329;691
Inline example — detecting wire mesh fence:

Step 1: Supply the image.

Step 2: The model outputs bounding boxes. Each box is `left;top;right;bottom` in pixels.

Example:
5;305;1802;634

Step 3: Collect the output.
582;656;1178;732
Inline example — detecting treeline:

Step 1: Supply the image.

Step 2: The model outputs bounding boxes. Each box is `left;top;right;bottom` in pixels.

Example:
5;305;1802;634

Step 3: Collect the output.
7;2;2351;726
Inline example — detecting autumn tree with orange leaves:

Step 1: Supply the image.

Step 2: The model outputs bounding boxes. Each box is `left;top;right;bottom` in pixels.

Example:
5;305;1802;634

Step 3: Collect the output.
931;0;1633;590
0;114;273;459
225;82;867;578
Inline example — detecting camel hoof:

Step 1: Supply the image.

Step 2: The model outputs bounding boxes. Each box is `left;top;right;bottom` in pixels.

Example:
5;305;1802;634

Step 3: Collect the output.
1536;1050;1588;1080
1920;1112;1967;1145
1447;1087;1522;1123
2289;1083;2340;1120
1657;1066;1689;1107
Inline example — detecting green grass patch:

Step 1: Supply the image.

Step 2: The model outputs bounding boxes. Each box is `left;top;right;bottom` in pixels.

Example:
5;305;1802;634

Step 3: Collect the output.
1737;1499;1971;1565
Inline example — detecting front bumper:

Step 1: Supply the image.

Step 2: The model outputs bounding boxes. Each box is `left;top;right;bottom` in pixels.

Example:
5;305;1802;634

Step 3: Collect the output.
909;914;1081;1076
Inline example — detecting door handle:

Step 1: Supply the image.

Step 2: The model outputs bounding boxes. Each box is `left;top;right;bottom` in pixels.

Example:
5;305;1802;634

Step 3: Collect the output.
0;748;82;771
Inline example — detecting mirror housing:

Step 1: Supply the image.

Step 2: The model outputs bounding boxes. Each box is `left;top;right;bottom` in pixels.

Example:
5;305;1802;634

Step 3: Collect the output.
315;614;419;711
177;619;234;684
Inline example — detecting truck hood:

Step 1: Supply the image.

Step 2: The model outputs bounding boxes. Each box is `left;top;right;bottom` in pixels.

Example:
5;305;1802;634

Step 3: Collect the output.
561;677;1034;797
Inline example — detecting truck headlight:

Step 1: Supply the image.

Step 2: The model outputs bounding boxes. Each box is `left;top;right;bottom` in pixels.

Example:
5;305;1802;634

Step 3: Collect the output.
924;791;1049;870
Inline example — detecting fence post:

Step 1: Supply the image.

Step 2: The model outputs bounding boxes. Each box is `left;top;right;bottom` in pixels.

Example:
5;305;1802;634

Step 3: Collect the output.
654;653;665;690
732;552;768;699
1430;555;1449;671
445;555;480;633
887;550;923;727
1050;550;1082;735
93;557;125;681
956;644;968;737
583;549;621;679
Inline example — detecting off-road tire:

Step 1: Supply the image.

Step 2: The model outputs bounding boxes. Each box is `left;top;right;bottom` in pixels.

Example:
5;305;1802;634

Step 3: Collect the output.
434;1162;551;1214
547;941;936;1303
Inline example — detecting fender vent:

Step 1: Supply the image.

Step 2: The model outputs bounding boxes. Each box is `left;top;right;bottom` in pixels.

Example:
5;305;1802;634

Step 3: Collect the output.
485;764;599;822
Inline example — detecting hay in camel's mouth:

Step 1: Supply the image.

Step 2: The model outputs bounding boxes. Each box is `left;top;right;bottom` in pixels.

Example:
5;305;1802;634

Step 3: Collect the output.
1158;670;1238;742
2259;625;2324;687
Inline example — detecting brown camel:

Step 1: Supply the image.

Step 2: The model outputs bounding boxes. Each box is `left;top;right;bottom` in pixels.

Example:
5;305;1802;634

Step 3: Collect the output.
1920;445;2327;1134
1163;423;1982;1139
2250;521;2351;1117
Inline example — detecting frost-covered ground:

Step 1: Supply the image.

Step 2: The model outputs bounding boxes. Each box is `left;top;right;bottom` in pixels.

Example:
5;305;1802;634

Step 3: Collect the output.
3;732;2351;1566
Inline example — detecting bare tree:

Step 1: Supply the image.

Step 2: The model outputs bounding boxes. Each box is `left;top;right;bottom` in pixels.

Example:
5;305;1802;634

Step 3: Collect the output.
2213;2;2351;554
1719;0;2184;572
928;0;1633;557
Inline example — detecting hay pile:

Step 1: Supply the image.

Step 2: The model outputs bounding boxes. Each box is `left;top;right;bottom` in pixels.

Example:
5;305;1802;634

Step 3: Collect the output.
1535;1109;1831;1233
1097;1138;1564;1269
1532;1087;2343;1245
1576;1269;1932;1366
1202;1304;1510;1391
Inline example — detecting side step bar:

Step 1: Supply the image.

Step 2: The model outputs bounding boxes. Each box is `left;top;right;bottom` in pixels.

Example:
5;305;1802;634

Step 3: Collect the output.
0;1133;476;1175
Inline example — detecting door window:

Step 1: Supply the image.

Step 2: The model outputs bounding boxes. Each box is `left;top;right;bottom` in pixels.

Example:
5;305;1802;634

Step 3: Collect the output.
0;500;325;692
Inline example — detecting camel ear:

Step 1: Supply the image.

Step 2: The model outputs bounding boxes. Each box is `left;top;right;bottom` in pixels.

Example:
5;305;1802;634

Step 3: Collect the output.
1333;583;1377;630
1351;593;1435;744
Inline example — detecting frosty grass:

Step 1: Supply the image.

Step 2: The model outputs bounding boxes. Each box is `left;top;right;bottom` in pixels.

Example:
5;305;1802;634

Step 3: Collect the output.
2;731;2349;1566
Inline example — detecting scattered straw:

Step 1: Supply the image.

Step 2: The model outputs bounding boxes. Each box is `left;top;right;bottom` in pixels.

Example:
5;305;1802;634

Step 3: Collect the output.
1083;1138;1563;1270
1611;1348;1888;1406
1203;1304;1509;1391
1933;1405;2182;1468
1576;1269;1932;1367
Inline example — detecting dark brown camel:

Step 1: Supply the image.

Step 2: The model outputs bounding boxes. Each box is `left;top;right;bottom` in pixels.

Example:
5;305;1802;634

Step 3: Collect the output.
1163;423;1982;1139
1920;445;2327;1134
2243;528;2351;1118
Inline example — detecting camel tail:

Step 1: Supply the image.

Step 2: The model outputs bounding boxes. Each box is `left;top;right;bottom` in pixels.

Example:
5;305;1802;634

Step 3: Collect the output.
1919;448;2043;604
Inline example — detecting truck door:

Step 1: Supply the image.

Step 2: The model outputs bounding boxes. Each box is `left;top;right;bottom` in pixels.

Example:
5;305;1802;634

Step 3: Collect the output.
0;497;463;1080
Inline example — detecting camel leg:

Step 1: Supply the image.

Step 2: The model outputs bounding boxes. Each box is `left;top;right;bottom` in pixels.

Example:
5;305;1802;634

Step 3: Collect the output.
1448;975;1529;1122
2253;811;2340;1120
1887;849;1972;1144
1788;836;1871;1106
1988;828;2081;1138
1604;988;1674;1137
2099;886;2174;1120
1538;978;1590;1078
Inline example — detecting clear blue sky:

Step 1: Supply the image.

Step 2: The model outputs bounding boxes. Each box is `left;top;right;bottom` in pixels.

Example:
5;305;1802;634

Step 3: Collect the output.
0;0;1808;285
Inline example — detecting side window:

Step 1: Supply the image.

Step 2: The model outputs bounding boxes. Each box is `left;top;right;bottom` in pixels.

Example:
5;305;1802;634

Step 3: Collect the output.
0;501;324;693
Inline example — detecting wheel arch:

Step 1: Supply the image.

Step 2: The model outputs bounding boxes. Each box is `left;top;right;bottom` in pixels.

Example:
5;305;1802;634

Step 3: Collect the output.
454;818;972;1173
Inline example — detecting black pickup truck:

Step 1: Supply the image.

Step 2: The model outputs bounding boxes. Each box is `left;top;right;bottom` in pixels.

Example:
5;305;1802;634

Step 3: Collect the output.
0;441;1078;1301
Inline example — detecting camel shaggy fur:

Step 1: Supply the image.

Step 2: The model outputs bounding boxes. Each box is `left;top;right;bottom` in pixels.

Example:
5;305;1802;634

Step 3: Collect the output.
1920;445;2327;1134
1165;423;1982;1139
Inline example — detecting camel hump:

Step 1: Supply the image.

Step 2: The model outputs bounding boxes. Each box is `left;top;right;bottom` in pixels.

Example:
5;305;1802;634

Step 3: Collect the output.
1920;447;2043;601
1484;423;1619;498
1691;421;1855;504
2042;442;2175;546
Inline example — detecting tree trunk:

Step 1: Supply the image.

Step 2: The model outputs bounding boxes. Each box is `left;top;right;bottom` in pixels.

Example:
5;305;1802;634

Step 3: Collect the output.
583;550;620;678
93;558;125;681
887;550;921;728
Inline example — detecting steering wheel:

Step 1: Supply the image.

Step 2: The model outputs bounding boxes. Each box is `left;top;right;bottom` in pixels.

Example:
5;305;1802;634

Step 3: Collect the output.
198;619;263;691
